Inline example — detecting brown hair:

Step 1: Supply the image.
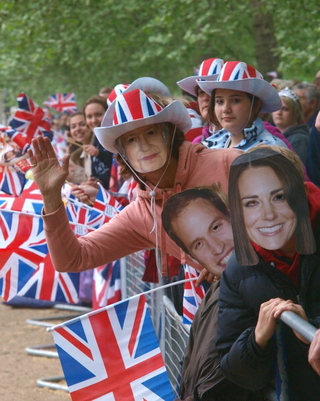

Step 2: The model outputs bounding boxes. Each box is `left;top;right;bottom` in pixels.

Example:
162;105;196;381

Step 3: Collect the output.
82;95;108;115
162;184;229;255
246;144;305;182
228;148;315;265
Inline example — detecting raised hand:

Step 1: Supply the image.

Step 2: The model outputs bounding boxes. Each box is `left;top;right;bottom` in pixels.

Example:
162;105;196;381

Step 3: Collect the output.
28;136;70;213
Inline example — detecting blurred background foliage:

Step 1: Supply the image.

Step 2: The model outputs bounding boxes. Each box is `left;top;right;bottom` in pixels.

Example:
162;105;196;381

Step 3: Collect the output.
0;0;319;108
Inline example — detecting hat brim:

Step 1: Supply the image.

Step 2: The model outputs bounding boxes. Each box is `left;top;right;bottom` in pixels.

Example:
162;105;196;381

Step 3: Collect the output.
94;100;192;154
177;74;219;97
197;79;281;113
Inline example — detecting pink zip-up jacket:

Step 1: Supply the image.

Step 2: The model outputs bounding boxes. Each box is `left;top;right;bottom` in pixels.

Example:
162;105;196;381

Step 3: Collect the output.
43;142;242;274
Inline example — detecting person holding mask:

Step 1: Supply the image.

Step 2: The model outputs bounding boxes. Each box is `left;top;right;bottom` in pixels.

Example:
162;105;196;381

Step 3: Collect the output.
198;61;288;151
216;148;320;400
27;87;242;282
162;186;257;401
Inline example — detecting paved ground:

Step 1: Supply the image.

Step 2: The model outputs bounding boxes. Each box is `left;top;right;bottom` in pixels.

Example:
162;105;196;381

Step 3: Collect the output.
0;301;73;401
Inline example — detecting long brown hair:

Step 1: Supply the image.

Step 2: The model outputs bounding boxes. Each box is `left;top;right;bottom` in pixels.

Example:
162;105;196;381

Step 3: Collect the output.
228;148;315;265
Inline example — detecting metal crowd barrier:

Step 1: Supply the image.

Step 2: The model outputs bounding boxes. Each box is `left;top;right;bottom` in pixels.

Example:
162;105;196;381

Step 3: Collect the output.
120;251;190;397
26;249;318;399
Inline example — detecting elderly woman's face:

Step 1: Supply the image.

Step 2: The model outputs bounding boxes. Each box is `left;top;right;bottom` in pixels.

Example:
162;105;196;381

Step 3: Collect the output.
120;124;169;174
238;166;297;255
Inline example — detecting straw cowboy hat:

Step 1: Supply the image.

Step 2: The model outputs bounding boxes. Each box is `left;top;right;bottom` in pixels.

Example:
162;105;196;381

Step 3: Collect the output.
177;58;225;97
94;88;192;153
197;61;282;113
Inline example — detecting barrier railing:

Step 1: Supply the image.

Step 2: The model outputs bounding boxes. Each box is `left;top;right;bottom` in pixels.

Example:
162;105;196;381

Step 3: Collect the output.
28;250;318;399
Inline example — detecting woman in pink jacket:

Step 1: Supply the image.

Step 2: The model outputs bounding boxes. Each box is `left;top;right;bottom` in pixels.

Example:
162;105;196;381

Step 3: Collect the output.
28;86;242;280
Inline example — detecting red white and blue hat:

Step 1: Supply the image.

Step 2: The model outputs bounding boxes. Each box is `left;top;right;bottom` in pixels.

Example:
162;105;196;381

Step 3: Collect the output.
197;61;282;113
177;58;225;96
94;89;192;153
104;77;172;125
107;84;130;106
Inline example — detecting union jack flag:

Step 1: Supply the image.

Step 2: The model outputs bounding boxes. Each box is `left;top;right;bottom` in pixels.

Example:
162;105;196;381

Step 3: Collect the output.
0;179;43;214
65;198;100;236
92;183;124;217
16;253;79;303
0;125;30;153
0;180;80;302
182;264;206;324
43;93;77;113
92;260;121;309
0;211;48;301
0;180;48;300
51;294;174;401
9;93;53;143
0;139;28;196
0;165;26;196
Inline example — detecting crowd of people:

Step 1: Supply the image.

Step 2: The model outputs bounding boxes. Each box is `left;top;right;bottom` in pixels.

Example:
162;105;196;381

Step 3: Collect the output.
3;57;320;400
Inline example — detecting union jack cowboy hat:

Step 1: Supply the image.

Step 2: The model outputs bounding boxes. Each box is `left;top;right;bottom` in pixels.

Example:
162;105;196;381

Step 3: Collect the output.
104;77;172;125
176;58;225;97
107;84;130;107
95;89;192;153
197;61;281;113
107;77;171;107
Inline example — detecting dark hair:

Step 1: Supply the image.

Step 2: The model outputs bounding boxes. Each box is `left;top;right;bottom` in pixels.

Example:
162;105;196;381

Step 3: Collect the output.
207;90;261;127
67;111;85;126
82;95;108;115
228;148;315;265
116;123;185;182
161;184;229;255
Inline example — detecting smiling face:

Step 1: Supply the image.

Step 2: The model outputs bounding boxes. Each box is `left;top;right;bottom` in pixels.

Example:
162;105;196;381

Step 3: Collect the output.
69;114;91;144
119;124;169;174
238;166;297;255
84;102;106;131
214;88;258;136
172;198;234;276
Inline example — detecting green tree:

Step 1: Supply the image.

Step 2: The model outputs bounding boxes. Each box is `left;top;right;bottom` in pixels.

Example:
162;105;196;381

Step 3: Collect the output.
0;0;319;109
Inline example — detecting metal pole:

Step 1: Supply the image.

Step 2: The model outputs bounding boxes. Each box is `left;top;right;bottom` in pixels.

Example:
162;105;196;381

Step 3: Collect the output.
280;310;317;343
